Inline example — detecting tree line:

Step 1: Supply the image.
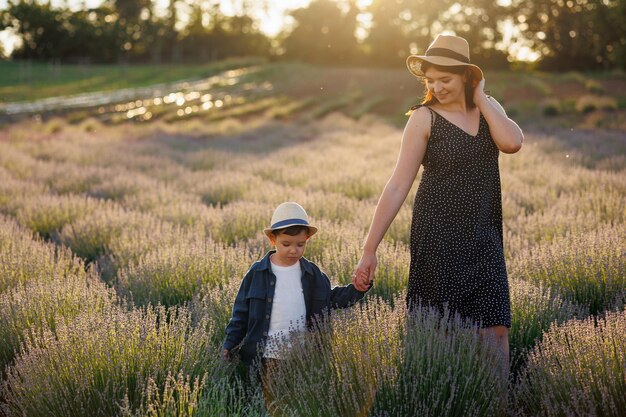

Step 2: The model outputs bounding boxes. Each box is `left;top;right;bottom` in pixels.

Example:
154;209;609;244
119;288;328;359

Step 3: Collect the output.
1;0;624;71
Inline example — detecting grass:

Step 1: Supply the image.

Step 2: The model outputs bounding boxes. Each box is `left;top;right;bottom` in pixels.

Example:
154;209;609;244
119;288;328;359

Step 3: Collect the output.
4;61;623;133
0;58;264;102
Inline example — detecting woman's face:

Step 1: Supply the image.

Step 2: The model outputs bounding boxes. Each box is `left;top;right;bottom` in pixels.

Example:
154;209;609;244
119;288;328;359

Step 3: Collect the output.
424;67;466;105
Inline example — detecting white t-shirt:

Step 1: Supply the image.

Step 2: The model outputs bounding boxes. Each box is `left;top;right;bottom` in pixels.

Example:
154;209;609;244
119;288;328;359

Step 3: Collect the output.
264;261;307;359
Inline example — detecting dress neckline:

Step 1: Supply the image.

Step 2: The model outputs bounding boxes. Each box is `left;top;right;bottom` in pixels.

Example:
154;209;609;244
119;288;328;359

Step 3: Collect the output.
429;108;482;138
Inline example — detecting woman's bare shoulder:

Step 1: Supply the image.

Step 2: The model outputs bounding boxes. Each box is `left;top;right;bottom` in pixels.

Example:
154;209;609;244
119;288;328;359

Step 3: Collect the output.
405;106;432;140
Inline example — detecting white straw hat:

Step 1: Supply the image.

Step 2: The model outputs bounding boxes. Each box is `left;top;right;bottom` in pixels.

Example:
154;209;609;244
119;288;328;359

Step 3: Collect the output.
406;34;483;81
263;202;318;238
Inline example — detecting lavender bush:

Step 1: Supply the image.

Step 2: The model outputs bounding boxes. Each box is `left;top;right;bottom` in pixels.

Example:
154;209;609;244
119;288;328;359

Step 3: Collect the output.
372;303;509;417
0;216;85;292
1;305;218;417
512;310;626;417
509;225;625;315
15;194;109;239
0;102;623;415
117;238;254;307
508;278;586;377
265;297;402;417
0;269;116;374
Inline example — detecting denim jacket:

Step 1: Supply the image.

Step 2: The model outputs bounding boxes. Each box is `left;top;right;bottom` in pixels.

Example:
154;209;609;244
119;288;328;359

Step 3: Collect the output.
223;250;368;365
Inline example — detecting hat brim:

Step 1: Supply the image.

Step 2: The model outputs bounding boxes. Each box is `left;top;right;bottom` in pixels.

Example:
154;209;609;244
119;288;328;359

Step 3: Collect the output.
264;224;318;239
406;55;483;81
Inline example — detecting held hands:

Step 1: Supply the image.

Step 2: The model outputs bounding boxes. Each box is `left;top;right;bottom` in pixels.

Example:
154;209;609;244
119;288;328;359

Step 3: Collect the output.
352;252;377;292
352;269;371;292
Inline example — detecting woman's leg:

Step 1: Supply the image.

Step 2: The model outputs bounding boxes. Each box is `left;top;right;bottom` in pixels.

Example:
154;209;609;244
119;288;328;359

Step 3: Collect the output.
479;325;509;377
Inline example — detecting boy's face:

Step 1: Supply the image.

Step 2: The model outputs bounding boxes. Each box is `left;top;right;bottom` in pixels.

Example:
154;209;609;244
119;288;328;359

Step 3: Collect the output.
269;229;309;267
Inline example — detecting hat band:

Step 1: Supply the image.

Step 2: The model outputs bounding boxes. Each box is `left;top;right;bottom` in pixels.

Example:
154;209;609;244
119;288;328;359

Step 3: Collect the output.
425;47;470;64
270;218;309;229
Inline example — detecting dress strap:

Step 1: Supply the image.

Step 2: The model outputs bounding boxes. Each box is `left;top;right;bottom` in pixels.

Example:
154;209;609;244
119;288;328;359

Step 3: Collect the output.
409;104;435;130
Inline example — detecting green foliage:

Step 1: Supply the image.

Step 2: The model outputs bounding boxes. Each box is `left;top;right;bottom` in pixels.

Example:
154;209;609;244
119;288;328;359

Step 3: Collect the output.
584;78;605;94
0;58;263;102
191;280;242;346
268;98;318;120
194;171;265;207
283;0;359;65
576;94;618;113
2;0;626;71
262;299;509;417
515;0;626;70
2;2;121;62
350;96;389;119
307;93;363;121
1;0;270;64
540;98;560;116
203;201;273;245
178;6;270;63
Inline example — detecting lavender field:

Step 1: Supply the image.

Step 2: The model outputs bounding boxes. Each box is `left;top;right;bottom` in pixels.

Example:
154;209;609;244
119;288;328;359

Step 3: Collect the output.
0;64;624;416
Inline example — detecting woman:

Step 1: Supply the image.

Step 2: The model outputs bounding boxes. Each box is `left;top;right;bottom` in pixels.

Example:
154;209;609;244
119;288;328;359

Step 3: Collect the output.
352;35;523;365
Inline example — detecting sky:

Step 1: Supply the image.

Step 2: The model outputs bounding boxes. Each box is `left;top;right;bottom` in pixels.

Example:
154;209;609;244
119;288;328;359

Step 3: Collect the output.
1;0;537;61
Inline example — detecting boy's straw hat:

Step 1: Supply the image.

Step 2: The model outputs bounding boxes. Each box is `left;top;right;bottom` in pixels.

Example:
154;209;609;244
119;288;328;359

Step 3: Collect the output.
264;202;318;238
406;34;483;81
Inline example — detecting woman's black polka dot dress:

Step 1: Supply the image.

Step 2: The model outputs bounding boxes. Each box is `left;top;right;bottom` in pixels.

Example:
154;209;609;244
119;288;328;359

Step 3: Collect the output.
407;106;511;328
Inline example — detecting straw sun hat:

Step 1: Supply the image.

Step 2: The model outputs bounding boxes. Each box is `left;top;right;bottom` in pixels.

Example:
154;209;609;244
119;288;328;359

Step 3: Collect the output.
406;34;484;81
263;202;318;238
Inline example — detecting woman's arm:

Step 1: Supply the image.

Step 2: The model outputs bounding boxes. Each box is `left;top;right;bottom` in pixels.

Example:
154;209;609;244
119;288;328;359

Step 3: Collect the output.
474;79;524;154
353;107;431;289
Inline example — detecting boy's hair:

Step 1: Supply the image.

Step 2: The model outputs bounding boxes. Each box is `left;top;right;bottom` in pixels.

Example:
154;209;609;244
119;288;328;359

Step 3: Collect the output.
271;225;310;237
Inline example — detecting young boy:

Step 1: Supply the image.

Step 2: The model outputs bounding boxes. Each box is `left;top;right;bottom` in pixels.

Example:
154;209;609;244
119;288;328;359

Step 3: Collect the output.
223;201;370;366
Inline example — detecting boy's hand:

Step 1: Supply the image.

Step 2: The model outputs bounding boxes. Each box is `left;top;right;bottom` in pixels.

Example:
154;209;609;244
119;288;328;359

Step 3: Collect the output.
353;252;376;292
352;268;372;292
222;349;231;361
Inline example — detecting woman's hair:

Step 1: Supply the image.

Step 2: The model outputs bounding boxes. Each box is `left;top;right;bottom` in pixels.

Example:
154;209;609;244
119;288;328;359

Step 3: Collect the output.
419;63;476;108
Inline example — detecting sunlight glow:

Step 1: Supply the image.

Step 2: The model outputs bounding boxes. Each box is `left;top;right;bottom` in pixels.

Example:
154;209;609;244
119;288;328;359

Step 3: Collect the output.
0;0;538;62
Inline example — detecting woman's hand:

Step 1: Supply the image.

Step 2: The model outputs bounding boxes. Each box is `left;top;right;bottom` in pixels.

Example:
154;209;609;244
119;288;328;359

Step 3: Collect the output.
352;251;377;292
473;76;524;153
473;78;487;105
